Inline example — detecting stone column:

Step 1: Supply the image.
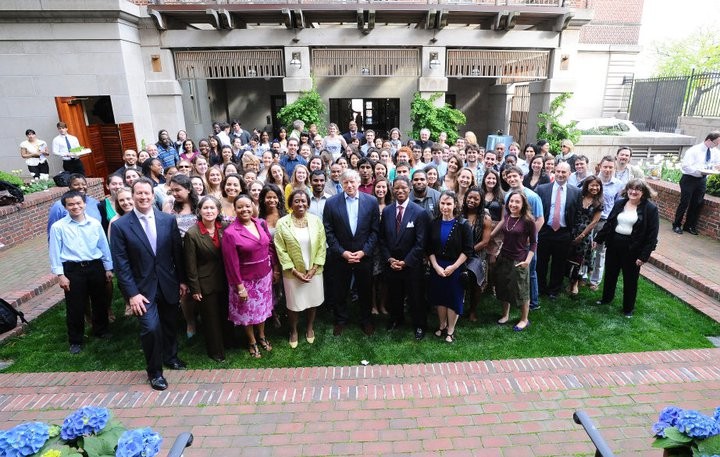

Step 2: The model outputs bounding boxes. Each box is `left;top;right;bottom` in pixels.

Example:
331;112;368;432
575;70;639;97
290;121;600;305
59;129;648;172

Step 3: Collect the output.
487;84;514;136
418;46;448;107
283;46;313;104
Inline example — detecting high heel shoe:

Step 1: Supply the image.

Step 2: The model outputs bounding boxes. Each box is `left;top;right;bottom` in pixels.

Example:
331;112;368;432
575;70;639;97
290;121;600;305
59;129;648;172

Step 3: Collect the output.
289;335;298;349
305;331;315;344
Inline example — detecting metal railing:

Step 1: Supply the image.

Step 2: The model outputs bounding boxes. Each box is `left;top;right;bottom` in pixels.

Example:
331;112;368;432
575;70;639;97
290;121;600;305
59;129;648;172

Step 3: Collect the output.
573;410;615;457
446;49;550;80
174;49;285;80
167;432;193;457
312;48;420;77
144;0;565;6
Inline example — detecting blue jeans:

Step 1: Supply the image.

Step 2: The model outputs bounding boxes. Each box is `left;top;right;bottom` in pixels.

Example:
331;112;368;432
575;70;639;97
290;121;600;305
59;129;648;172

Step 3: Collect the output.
529;255;538;307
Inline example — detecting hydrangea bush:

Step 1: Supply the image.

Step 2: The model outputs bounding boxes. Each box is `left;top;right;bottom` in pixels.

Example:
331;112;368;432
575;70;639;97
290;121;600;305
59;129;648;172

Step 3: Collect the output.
652;405;720;457
0;406;162;457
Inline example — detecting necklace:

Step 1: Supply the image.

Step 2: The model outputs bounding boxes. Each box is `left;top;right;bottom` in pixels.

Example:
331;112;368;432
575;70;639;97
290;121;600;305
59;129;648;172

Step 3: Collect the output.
506;215;521;231
291;216;308;228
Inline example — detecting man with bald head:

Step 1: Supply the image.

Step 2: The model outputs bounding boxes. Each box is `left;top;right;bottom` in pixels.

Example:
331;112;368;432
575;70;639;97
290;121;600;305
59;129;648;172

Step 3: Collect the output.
534;162;581;300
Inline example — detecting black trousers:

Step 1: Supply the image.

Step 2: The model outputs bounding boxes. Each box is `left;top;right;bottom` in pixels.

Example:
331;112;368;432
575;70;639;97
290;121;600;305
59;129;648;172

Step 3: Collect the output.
601;235;640;313
27;162;49;178
62;260;109;345
386;267;426;330
326;257;373;326
537;227;572;296
62;158;85;175
673;174;706;229
137;290;179;378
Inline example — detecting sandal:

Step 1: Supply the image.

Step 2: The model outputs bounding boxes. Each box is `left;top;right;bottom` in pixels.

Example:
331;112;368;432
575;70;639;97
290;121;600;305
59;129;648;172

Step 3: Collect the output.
445;332;456;343
248;343;261;359
258;337;273;352
434;327;447;338
588;284;599;291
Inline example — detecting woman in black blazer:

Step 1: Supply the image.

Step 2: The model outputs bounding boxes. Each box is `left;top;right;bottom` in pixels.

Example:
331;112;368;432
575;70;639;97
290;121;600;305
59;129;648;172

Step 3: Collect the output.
427;190;474;343
594;179;659;317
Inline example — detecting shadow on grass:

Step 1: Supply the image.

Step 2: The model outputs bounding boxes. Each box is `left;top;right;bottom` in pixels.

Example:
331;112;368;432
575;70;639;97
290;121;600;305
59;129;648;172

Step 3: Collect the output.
1;278;719;373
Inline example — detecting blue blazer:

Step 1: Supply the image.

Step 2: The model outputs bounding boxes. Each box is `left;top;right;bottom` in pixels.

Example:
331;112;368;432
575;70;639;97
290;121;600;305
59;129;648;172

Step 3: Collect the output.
379;201;429;270
110;210;186;304
323;191;379;261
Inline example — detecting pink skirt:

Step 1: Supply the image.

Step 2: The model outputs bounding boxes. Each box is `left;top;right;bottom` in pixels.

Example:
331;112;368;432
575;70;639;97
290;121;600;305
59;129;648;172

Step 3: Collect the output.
228;271;273;326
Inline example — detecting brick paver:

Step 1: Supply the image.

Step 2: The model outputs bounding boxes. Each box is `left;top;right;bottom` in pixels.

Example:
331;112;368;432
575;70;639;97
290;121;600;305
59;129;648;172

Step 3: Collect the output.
0;236;57;308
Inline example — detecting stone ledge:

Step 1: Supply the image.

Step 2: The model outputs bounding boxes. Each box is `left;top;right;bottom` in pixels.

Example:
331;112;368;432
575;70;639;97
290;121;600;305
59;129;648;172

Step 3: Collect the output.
647;179;720;240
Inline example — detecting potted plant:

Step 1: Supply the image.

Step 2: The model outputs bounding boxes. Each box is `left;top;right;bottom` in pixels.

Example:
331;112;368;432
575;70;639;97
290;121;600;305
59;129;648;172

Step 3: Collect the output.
652;406;720;456
0;406;162;457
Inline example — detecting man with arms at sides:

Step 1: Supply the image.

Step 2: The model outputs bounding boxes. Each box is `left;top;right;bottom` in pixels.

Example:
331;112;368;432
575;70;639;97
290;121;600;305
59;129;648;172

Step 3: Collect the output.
343;120;365;145
309;170;331;219
52;121;85;175
110;178;188;391
49;190;113;354
503;166;544;310
357;157;375;195
614;146;645;186
568;155;590;187
280;138;306;176
672;132;720;235
380;176;430;340
324;162;343;196
535;162;581;300
588;156;624;290
115;149;139;175
323;169;380;336
411;169;440;218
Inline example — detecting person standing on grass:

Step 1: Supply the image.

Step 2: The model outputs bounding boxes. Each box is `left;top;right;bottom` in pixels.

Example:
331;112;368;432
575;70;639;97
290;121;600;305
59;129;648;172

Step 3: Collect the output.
49;190;113;355
588;156;623;291
594;179;659;317
111;178;188;391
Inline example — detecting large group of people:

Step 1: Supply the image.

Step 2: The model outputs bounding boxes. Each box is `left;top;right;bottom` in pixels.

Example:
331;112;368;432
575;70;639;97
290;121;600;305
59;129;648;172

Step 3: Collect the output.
46;120;720;392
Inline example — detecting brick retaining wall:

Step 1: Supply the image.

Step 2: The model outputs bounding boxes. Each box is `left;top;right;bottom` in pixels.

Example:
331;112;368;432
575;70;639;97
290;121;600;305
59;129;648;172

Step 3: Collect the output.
0;178;104;250
647;179;720;240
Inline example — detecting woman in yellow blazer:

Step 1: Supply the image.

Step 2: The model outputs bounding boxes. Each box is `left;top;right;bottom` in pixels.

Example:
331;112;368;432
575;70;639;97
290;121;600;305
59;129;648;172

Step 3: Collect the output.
274;189;326;348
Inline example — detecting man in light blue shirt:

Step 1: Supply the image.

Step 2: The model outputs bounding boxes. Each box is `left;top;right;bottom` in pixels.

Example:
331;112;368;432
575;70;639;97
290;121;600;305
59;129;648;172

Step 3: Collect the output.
47;174;102;237
49;190;113;354
589;156;624;289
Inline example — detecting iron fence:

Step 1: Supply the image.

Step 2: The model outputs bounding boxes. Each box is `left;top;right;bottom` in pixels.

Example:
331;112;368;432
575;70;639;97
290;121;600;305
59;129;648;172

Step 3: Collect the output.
628;71;720;133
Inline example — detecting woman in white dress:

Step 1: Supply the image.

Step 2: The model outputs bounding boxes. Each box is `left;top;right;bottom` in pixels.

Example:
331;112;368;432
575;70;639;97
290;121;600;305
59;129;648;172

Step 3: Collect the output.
273;189;326;348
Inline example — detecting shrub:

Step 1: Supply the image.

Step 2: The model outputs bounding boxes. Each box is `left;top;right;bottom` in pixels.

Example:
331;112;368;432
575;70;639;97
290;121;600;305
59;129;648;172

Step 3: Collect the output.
0;170;24;187
409;92;466;144
536;92;580;155
277;86;326;135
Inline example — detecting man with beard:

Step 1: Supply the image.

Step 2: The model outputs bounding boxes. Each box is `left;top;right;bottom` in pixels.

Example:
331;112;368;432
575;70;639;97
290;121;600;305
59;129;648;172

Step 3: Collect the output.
410;169;440;218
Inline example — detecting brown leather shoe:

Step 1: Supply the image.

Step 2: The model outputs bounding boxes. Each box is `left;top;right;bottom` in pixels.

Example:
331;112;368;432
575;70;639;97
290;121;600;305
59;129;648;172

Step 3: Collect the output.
362;323;375;336
333;324;344;336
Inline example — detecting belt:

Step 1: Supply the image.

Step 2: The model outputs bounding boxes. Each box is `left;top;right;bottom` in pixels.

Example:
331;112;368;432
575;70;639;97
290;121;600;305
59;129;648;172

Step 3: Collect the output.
63;259;102;268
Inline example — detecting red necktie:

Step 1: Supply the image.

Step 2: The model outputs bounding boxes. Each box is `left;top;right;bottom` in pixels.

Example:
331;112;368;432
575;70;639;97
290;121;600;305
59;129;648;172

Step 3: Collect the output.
552;185;562;231
396;205;404;233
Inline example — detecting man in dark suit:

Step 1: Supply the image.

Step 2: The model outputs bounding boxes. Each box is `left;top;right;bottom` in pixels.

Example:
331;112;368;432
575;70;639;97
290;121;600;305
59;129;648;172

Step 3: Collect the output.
110;178;188;391
323;169;380;336
535;162;581;300
379;176;430;340
342;120;364;145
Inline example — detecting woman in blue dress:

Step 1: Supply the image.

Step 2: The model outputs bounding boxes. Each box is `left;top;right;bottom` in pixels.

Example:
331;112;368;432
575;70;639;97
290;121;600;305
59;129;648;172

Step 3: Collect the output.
427;190;473;343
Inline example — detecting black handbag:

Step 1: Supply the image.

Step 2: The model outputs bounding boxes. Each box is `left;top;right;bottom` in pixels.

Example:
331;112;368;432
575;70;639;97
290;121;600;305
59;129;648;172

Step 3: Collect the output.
0;298;29;335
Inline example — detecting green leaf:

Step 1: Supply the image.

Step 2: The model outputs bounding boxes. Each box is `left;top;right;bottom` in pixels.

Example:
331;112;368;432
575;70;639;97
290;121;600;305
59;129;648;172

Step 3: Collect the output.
664;427;694;444
82;433;119;457
652;437;691;449
697;434;720;455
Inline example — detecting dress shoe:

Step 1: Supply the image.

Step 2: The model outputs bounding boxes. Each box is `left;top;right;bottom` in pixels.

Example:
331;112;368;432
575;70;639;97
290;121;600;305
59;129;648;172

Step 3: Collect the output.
624;311;634;318
149;376;168;391
529;303;541;311
672;226;683;235
333;324;344;336
289;334;298;349
210;355;226;363
69;344;83;355
163;359;187;370
362;323;375;336
685;227;699;235
414;328;425;341
305;331;315;344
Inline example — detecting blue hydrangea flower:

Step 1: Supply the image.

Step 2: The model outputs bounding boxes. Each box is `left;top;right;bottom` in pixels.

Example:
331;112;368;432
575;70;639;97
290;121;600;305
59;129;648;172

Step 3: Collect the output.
652;421;671;437
116;428;162;457
714;407;720;423
658;406;684;426
60;406;110;441
0;422;50;457
676;410;720;440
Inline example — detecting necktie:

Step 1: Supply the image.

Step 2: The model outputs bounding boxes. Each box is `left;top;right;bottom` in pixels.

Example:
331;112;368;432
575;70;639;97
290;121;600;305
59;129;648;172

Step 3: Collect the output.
707;148;711;163
64;135;72;152
396;205;404;233
552;185;562;231
336;182;342;194
141;214;157;254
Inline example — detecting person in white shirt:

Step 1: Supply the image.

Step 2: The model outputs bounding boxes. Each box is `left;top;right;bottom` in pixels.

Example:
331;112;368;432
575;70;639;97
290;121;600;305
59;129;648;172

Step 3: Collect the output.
672;131;720;235
52;121;85;175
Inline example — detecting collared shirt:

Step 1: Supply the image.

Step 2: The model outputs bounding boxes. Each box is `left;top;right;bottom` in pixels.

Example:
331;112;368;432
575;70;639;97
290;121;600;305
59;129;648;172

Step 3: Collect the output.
47;196;102;236
345;193;359;235
309;192;330;219
599;176;623;219
396;199;409;221
51;134;80;159
547;182;568;228
49;214;112;275
681;142;720;178
412;187;440;218
157;143;179;168
432;160;448;177
358;180;375;195
280;155;307;176
568;171;588;187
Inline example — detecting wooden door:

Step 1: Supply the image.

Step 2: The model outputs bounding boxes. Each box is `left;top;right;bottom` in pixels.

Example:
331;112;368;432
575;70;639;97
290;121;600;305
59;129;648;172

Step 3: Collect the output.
55;97;100;177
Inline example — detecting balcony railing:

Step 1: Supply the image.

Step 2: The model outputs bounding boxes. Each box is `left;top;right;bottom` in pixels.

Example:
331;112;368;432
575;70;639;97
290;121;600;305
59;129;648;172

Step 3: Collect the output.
141;0;566;6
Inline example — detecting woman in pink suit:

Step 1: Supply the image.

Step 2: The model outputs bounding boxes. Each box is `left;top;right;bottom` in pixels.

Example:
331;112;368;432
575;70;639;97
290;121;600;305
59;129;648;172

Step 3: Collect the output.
221;194;280;359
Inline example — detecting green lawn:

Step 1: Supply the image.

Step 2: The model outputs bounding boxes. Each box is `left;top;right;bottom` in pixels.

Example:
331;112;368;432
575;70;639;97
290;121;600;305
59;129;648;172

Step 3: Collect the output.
1;277;719;373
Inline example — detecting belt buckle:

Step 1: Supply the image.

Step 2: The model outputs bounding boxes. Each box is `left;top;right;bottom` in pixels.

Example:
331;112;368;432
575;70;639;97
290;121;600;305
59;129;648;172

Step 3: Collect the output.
79;260;90;267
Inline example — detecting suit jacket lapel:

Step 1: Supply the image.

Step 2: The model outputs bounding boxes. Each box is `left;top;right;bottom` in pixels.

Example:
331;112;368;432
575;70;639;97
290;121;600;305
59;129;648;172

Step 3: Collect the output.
338;194;353;237
129;211;155;256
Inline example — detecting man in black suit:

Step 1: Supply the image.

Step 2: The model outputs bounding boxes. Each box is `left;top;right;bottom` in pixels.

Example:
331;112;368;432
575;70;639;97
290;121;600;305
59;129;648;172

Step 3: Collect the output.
342;120;364;145
323;169;380;336
110;178;188;391
379;176;430;340
535;162;581;300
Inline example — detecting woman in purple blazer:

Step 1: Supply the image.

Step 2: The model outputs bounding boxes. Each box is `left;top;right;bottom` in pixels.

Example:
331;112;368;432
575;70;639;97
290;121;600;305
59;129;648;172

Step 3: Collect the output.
221;194;280;359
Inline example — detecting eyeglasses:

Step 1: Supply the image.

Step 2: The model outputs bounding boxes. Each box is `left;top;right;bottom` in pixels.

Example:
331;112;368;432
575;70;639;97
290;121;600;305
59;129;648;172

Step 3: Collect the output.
178;165;191;169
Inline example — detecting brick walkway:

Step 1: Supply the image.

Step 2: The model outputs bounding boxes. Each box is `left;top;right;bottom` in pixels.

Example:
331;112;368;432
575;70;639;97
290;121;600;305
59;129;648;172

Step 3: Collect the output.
1;220;720;456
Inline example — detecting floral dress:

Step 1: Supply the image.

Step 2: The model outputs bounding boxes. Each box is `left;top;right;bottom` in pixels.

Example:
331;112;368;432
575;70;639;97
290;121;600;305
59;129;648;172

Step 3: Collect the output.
569;201;602;278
